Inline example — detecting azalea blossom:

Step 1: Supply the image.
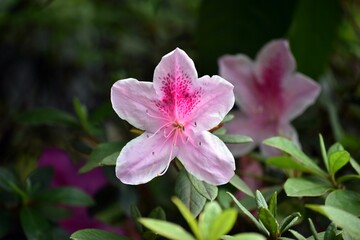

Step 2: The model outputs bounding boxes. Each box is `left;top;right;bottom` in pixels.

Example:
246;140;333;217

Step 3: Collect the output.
218;39;321;156
111;48;235;185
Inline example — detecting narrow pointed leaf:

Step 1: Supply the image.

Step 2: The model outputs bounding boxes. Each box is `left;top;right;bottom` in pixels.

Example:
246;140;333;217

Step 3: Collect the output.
139;218;195;240
229;175;254;197
130;205;143;232
222;233;266;240
319;134;329;172
172;197;201;240
308;218;319;240
255;190;268;210
186;171;218;201
217;134;253;144
288;229;307;240
268;192;277;219
350;158;360;175
258;208;278;238
148;207;166;221
222;114;235;123
263;137;327;177
279;212;301;234
324;223;336;240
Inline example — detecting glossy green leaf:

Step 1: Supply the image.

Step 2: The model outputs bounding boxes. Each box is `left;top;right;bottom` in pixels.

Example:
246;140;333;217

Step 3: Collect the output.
319;134;329;172
36;187;94;206
327;142;344;156
139;218;195;240
186;171;218;201
222;233;266;240
328;150;350;176
199;201;222;240
208;209;237;240
70;229;130;240
324;223;336;240
175;170;206;217
227;192;269;235
217;134;253;144
268;192;277;219
337;174;360;183
20;208;51;240
16;107;78;126
263;137;327;177
284;177;333;197
255;190;268;210
100;151;120;166
148;206;166;221
266;156;308;172
288;229;307;240
172;197;201;240
229;175;254;198
279;212;301;234
258;208;278;238
307;205;360;238
80;141;126;173
325;190;360;216
288;0;341;78
308;218;319;240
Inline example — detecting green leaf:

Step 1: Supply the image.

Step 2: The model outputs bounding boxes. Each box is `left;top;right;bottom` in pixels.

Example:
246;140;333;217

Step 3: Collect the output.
175;170;206;217
336;174;360;183
36;203;71;221
307;205;360;238
199;201;222;240
263;137;327;177
319;134;329;172
0;167;18;192
288;229;307;240
222;114;235;123
80;141;126;173
222;233;266;240
255;190;268;210
288;0;341;78
349;158;360;175
73;97;90;131
258;208;278;238
217;134;253;144
27;166;53;192
186;171;218;201
324;223;336;240
172;197;201;240
325;190;360;216
327;142;344;156
139;218;195;240
36;187;94;206
266;156;308;172
308;218;319;240
328;150;350;176
227;192;269;235
208;209;238;240
284;177;333;197
229;175;254;198
20;208;51;240
70;229;130;240
16;107;78;126
99;151;120;166
148;207;166;221
130;205;143;232
279;212;301;234
268;192;277;219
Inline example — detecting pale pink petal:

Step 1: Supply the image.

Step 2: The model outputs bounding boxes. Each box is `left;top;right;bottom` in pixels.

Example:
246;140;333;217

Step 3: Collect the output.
218;55;260;114
177;131;235;185
254;40;295;86
111;78;162;132
282;73;321;121
153;48;198;97
116;132;174;185
188;75;235;131
225;111;277;156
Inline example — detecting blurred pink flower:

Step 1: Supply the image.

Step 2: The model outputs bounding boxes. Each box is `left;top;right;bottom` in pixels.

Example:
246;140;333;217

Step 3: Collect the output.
218;39;321;156
111;48;235;185
38;147;122;235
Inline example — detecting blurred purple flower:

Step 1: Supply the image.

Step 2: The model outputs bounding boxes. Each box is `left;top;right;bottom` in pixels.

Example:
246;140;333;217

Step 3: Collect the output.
38;147;122;234
218;39;321;156
111;48;235;185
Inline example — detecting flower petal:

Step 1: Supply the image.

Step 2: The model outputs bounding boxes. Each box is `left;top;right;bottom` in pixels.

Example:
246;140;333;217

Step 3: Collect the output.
282;73;321;121
177;131;235;185
218;55;260;114
116;132;174;185
254;39;295;86
111;78;162;132
153;48;198;97
188;75;235;131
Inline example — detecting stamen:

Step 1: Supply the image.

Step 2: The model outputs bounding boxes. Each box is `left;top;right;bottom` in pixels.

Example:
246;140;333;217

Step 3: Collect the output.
148;121;173;138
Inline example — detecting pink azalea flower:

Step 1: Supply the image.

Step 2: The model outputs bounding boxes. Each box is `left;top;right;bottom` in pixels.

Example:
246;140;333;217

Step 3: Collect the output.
218;39;321;156
38;148;123;235
111;48;235;185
